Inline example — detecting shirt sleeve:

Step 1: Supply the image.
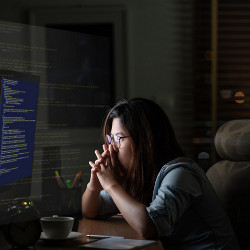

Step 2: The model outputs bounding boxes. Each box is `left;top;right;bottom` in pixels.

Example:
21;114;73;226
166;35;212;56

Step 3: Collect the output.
98;190;120;219
146;167;202;237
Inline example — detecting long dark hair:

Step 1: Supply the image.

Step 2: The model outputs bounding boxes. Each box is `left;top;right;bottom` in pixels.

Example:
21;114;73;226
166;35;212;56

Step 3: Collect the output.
103;98;184;205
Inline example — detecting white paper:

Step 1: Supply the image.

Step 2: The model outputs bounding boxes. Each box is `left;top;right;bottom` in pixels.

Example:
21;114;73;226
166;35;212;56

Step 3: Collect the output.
79;237;155;249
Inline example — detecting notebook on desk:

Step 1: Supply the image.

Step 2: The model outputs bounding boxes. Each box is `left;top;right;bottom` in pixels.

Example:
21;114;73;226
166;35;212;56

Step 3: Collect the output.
79;237;156;249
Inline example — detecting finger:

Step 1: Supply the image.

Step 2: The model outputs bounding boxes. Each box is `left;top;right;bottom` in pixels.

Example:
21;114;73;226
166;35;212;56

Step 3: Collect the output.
89;161;99;169
103;144;108;151
108;145;123;176
95;158;104;165
101;145;109;157
102;150;109;159
91;167;98;173
89;161;98;172
106;156;112;169
95;150;102;159
109;144;117;167
99;162;106;171
89;160;95;167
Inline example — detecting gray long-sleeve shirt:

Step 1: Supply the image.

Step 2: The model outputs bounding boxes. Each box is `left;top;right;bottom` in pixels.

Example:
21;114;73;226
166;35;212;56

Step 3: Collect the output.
98;157;240;250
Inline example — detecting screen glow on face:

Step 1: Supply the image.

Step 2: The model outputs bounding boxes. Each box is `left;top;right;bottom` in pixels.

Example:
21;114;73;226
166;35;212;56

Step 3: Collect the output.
106;134;128;149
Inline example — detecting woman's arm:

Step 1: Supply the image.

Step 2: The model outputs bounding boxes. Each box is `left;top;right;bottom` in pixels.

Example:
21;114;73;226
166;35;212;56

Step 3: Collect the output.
81;167;103;218
106;182;157;239
92;145;157;239
82;147;109;218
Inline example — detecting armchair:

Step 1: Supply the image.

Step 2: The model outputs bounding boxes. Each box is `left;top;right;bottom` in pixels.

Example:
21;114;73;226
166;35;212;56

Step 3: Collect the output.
206;120;250;249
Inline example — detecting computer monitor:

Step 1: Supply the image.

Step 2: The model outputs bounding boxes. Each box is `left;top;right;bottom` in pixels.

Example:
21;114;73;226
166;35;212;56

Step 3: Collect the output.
0;20;112;226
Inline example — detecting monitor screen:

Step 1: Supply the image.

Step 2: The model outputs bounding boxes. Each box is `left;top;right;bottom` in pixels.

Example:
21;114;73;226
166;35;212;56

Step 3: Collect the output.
0;71;39;186
0;20;112;225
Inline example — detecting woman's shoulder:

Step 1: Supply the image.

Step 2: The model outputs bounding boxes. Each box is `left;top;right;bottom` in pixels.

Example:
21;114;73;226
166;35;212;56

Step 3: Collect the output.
153;157;203;199
161;157;200;173
157;157;204;185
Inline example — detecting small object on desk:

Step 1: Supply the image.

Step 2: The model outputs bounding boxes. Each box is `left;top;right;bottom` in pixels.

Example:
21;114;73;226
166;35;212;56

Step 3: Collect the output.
54;171;65;188
86;234;124;239
3;199;41;248
4;212;41;247
72;170;82;188
40;231;83;241
79;237;156;249
40;216;74;239
66;179;72;188
55;175;64;188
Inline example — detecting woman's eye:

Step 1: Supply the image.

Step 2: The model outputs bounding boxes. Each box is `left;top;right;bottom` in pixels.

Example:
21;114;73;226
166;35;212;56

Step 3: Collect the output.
114;136;120;142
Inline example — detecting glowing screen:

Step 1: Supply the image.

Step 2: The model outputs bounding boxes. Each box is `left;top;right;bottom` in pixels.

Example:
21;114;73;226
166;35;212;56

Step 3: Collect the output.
0;20;112;224
0;73;39;185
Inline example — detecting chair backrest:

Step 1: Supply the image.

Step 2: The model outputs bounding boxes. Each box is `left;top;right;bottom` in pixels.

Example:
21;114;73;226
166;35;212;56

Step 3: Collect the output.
206;120;250;249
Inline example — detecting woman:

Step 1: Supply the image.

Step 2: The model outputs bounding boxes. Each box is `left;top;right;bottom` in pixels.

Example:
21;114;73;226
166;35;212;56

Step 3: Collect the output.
82;98;240;249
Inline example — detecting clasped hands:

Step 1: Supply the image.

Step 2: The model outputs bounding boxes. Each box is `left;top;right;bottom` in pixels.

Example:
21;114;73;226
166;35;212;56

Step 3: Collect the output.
88;144;121;193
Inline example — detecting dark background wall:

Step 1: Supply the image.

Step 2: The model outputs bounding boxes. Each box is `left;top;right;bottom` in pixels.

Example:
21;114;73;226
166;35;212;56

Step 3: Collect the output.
0;0;195;156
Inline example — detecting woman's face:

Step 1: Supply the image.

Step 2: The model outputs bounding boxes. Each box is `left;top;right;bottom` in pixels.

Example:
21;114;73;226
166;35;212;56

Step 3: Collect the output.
110;118;133;172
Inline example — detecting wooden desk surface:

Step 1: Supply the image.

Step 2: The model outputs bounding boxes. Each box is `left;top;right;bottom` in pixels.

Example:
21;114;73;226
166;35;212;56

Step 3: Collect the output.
0;216;164;249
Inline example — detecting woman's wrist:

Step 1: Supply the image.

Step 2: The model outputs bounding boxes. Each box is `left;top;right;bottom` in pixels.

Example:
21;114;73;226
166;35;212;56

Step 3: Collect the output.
105;181;121;194
87;182;102;193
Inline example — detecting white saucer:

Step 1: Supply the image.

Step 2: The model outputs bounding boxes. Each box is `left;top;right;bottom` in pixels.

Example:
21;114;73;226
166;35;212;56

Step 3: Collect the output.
40;231;83;241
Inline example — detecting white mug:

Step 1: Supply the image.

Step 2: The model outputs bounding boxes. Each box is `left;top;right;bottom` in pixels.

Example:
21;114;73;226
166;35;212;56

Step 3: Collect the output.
40;215;74;239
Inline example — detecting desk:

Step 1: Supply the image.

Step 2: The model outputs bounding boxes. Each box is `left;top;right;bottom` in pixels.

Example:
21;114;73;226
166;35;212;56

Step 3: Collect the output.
0;216;164;249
